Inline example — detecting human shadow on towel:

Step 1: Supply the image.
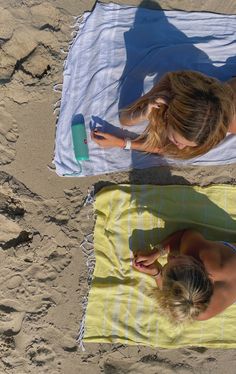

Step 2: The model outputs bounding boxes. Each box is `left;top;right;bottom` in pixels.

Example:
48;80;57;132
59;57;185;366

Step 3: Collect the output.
125;185;236;254
119;0;236;110
117;0;236;169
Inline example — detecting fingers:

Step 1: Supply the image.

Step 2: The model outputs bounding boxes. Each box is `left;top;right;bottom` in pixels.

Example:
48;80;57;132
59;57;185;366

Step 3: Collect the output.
91;130;108;147
132;259;148;274
135;258;153;266
148;98;168;114
92;130;110;139
132;257;151;269
132;259;157;276
91;131;101;146
91;130;103;140
91;130;113;147
133;252;157;265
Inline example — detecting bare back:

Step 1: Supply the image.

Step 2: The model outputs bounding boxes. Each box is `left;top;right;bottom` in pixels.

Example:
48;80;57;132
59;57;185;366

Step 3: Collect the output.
179;230;236;320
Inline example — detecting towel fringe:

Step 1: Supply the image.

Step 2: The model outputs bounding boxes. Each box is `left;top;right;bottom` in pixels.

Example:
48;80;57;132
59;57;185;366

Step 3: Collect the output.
51;12;86;172
53;83;63;93
53;99;61;115
60;48;68;54
77;227;96;351
83;186;95;206
52;13;84;119
76;186;96;349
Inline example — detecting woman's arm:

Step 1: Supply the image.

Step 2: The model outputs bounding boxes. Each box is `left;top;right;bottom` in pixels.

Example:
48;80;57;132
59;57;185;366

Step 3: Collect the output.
132;229;193;266
132;255;163;289
91;130;162;153
132;230;189;287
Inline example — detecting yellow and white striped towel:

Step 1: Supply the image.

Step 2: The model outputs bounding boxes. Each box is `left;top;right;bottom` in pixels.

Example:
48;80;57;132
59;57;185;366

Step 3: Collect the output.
83;184;236;348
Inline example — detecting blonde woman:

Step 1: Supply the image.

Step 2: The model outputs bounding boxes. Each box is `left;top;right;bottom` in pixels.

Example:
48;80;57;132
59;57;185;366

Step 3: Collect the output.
91;71;236;159
132;229;236;322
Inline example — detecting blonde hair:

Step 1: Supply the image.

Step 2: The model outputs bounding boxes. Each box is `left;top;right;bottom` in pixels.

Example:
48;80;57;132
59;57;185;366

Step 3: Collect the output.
156;255;213;323
126;71;235;159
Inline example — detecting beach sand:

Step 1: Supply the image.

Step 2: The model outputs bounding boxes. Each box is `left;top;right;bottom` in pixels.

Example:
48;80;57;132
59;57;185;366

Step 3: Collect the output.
1;0;236;373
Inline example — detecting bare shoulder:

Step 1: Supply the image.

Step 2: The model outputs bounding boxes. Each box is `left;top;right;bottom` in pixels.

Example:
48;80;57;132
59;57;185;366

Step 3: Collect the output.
199;244;222;274
180;231;222;272
181;229;206;246
179;229;207;256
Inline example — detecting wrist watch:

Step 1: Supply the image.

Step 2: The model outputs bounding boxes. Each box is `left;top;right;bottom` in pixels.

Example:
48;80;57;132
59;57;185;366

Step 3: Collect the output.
123;138;132;150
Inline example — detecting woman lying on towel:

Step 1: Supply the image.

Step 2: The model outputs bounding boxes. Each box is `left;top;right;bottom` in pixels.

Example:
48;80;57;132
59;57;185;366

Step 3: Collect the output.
92;71;236;159
132;229;236;322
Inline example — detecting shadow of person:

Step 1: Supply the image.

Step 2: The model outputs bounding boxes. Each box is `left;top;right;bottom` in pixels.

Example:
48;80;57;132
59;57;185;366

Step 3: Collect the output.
104;0;236;180
71;1;236;179
94;168;236;257
89;115;138;140
122;183;236;256
118;0;236;111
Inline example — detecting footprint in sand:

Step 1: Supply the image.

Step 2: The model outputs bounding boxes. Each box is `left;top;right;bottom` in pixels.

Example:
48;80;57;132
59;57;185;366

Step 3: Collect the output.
101;353;193;374
48;250;71;273
0;299;25;335
0;335;15;362
0;109;18;165
26;338;55;366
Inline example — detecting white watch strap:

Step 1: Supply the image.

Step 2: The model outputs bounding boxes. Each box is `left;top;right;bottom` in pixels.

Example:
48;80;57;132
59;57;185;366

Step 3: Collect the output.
123;138;132;150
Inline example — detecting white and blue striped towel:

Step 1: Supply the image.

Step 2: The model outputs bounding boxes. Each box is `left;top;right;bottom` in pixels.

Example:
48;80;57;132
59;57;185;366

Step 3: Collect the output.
53;2;236;176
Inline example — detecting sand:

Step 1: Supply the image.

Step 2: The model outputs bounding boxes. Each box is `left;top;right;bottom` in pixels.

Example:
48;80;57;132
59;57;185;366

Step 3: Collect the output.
1;0;236;373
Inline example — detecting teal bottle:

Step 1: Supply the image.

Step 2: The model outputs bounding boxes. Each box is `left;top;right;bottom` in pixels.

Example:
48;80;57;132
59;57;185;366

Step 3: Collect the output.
71;122;89;161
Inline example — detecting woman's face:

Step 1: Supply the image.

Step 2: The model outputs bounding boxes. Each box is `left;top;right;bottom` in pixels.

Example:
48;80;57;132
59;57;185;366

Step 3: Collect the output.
167;128;198;150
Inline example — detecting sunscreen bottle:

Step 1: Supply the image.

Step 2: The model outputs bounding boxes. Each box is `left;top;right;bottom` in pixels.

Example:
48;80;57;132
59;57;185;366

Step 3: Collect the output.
71;122;89;161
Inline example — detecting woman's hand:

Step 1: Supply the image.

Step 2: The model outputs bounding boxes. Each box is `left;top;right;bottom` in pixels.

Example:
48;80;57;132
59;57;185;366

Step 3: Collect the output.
91;130;124;148
132;251;162;276
132;251;163;288
146;97;167;117
133;251;160;266
132;257;161;276
146;101;160;117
